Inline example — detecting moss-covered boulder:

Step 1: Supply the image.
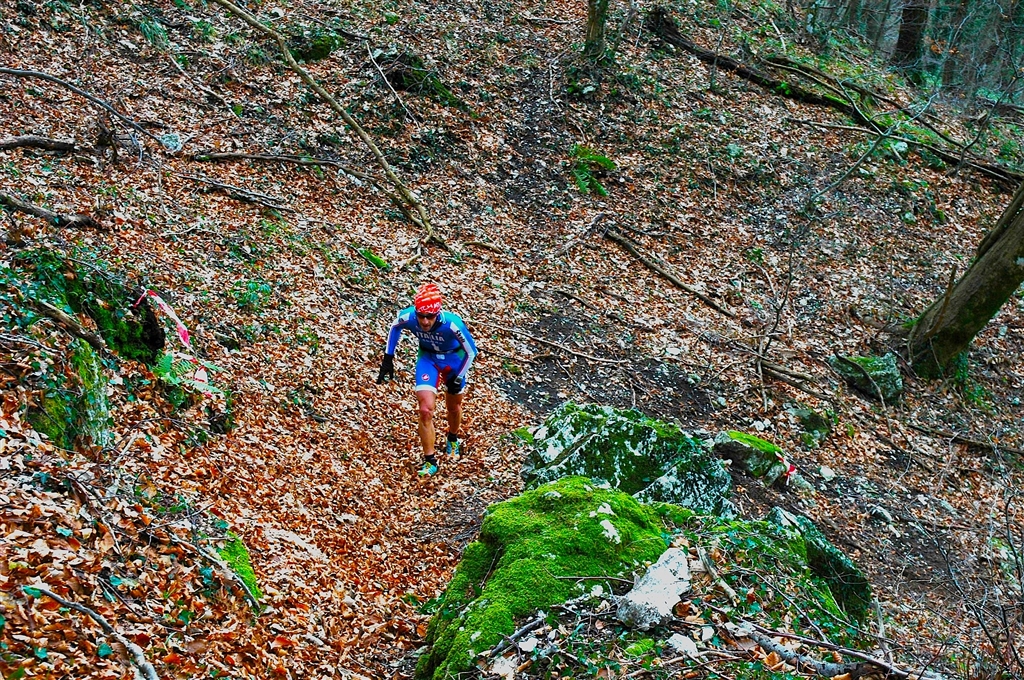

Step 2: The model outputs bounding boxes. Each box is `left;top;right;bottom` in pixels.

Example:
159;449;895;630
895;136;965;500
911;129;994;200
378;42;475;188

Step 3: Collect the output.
766;507;872;621
789;405;834;448
660;505;868;645
416;477;669;680
288;26;347;62
829;353;903;402
12;247;164;363
712;431;792;487
27;339;112;450
520;403;733;516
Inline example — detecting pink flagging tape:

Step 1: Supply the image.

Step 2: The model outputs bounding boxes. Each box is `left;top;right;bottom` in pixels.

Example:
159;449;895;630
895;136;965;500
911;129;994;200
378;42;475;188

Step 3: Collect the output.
134;290;212;394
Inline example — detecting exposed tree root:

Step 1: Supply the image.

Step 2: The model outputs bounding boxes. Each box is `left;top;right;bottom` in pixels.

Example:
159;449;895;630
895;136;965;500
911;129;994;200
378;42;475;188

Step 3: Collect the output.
0;192;101;230
602;227;735;318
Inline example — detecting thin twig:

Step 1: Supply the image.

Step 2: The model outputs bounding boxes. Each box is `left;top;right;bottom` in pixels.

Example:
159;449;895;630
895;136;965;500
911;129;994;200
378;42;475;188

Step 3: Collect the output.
366;44;419;124
603;227;734;317
27;585;160;680
697;546;739;605
174;172;294;212
471;319;627;365
0;68;164;146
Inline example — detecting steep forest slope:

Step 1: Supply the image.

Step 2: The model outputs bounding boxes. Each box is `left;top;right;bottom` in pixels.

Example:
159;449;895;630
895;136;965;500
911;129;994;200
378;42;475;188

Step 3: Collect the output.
1;0;1022;678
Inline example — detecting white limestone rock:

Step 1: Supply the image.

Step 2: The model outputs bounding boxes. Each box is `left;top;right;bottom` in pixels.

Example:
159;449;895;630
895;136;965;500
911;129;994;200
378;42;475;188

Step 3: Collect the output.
616;548;691;630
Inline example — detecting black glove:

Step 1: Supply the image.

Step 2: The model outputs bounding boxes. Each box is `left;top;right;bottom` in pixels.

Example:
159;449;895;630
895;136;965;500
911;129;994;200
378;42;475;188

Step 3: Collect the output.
445;372;462;394
377;354;395;384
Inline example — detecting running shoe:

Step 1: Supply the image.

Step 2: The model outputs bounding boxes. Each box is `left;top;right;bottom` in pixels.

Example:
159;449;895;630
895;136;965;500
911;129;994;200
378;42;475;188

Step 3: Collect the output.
419;458;439;476
445;438;461;458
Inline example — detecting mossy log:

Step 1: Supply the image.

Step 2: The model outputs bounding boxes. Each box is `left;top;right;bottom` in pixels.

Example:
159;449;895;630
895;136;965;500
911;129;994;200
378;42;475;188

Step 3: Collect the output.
909;180;1024;378
645;7;1021;188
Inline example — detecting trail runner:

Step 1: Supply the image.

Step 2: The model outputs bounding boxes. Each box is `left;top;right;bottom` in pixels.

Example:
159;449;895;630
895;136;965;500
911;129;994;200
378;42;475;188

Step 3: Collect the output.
376;283;478;476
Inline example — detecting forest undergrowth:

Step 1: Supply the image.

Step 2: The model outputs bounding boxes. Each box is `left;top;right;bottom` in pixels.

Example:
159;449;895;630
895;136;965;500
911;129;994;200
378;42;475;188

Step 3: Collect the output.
0;0;1022;678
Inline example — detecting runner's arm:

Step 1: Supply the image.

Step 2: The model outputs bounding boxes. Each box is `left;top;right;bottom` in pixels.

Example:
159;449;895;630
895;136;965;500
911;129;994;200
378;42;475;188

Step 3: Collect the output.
450;318;478;380
385;308;414;356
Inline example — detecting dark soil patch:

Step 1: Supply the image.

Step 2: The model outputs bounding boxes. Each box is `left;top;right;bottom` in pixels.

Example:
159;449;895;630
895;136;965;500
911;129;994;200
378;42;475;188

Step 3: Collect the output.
497;302;711;426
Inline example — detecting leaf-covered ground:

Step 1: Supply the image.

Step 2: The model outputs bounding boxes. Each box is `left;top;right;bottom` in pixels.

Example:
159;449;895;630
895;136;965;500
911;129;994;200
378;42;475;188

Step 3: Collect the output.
1;0;1022;678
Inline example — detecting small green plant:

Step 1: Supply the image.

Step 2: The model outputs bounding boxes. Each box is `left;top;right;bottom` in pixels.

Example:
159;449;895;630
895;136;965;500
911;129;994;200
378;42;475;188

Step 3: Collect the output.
745;247;765;264
137;16;168;49
570;144;616;196
152;351;223;409
231;280;273;311
193;19;215;42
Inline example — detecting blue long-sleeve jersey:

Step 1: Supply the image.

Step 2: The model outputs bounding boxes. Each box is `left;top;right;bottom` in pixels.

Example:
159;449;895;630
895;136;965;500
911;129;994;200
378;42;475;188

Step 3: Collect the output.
385;307;478;379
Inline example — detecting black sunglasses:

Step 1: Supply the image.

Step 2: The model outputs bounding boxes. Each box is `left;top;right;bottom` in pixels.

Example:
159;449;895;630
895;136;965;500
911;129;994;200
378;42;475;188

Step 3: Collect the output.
416;312;437;320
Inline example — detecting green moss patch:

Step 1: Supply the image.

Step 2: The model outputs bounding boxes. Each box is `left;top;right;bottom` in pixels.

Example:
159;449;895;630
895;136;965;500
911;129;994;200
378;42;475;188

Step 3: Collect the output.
522;403;733;515
416;477;669;679
766;507;872;622
218;533;263;603
27;340;112;450
379;49;469;111
713;431;791;486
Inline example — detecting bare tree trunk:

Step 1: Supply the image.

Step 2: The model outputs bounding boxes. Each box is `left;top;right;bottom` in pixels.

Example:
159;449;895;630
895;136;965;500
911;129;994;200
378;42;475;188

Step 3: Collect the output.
939;0;969;90
891;0;929;79
867;0;898;54
584;0;612;62
909;181;1024;377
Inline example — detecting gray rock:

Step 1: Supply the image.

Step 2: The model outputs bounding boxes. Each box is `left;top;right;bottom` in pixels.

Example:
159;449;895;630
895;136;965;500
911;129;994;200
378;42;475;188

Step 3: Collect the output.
766;507;872;621
829;353;904;402
712;431;791;488
616;548;691;630
522;403;734;516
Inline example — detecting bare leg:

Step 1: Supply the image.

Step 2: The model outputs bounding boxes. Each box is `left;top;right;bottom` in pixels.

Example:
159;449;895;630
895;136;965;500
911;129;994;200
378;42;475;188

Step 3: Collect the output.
445;391;464;439
417;390;437;457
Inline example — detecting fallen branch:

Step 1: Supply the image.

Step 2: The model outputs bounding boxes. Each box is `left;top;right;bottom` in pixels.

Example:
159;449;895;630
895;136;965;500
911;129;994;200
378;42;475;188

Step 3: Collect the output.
603;227;735;318
759;359;816;383
464;239;505;253
27;585;160;680
745;628;875;678
29;299;111;356
644;9;1021;188
0;191;100;229
0;135;76;153
472;319;627;365
5;284;110;355
761;365;833;402
645;9;847;112
907;423;1024;457
193;151;366;180
743;621;949;680
175;173;294;212
209;0;439;243
697;546;740;605
0;68;164;147
487;613;546;659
